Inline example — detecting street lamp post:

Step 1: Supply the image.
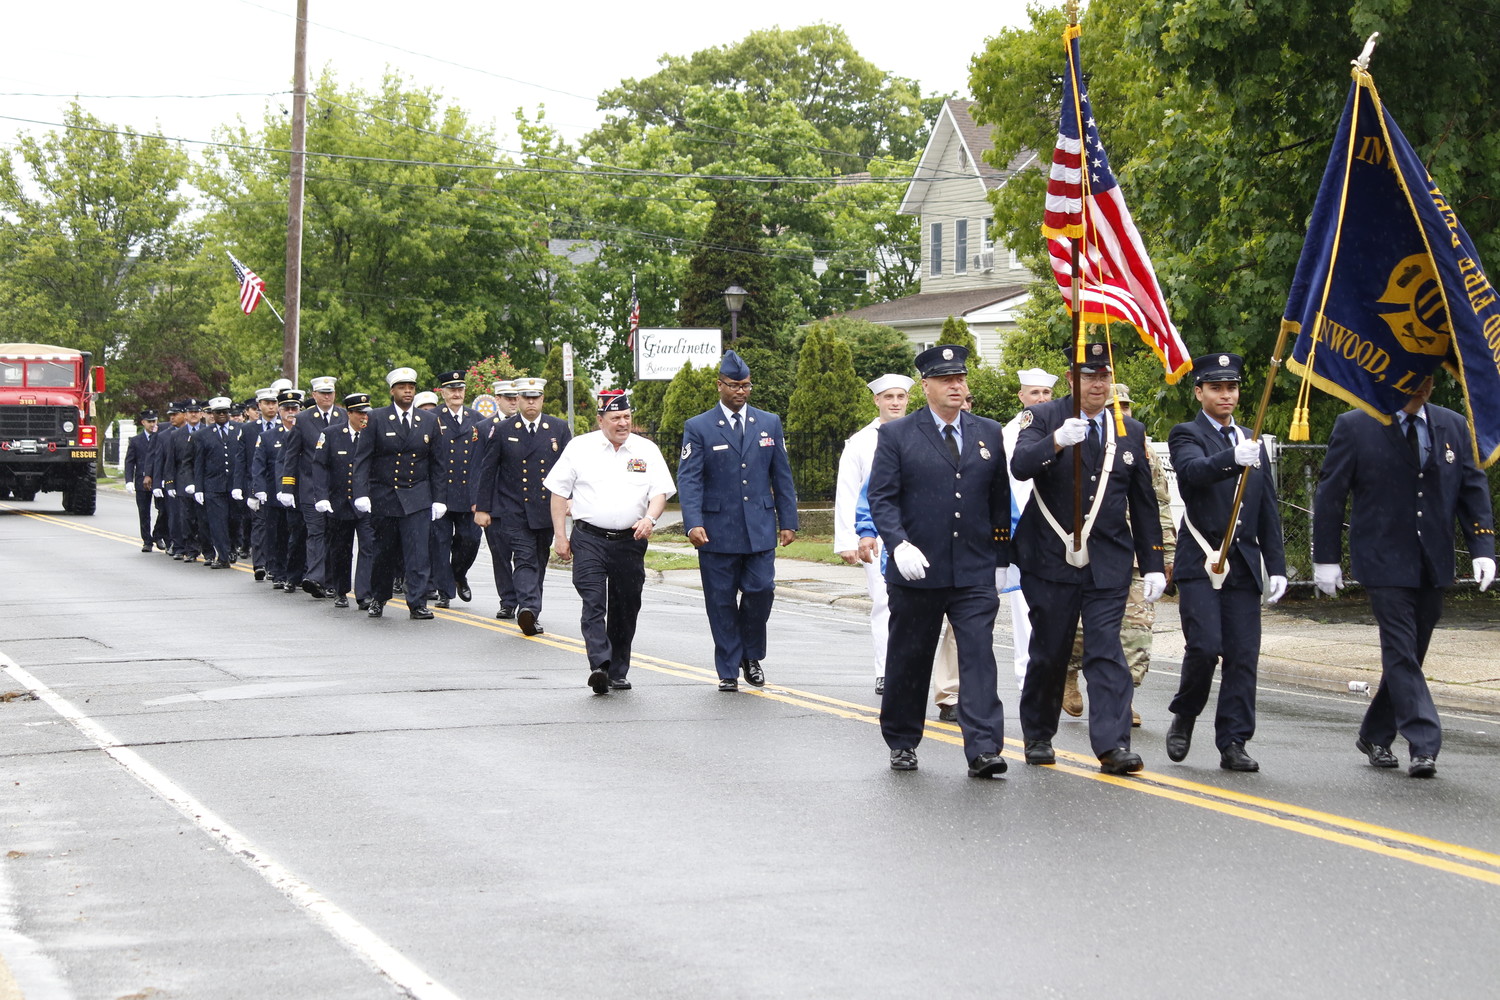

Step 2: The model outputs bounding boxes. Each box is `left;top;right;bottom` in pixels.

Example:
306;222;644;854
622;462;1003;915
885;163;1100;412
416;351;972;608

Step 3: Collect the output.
723;284;747;343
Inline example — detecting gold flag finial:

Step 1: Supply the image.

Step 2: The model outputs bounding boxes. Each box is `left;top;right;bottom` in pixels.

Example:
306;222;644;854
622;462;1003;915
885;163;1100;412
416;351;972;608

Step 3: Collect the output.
1066;0;1080;26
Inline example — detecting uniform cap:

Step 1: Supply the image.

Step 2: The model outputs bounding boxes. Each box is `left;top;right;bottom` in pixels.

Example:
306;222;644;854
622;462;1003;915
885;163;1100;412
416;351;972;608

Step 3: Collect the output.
436;370;466;388
597;389;631;413
718;350;751;381
1192;353;1244;384
343;392;371;411
386;367;418;387
269;378;293;393
139;409;158;422
183;398;205;411
1070;341;1112;373
867;374;914;395
915;344;969;378
514;377;546;397
207;396;233;411
492;379;515;395
255;387;277;402
309;376;337;393
277;388;304;408
1017;368;1059;389
166;400;184;414
413;390;439;408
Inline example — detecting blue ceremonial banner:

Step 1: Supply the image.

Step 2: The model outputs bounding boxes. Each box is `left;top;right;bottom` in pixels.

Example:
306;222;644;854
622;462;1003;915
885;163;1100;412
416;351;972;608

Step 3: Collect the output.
1284;69;1500;467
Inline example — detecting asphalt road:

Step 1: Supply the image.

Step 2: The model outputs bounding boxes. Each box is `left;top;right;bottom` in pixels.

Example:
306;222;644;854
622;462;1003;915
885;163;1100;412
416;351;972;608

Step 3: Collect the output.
2;490;1499;999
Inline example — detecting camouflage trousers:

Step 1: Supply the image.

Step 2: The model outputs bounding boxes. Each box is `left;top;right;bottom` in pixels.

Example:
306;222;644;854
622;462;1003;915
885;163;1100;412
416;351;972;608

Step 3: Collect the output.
1066;573;1153;686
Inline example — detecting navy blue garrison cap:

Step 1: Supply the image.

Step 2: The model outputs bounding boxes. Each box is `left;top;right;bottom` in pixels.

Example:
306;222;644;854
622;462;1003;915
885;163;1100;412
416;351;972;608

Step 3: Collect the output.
719;350;751;381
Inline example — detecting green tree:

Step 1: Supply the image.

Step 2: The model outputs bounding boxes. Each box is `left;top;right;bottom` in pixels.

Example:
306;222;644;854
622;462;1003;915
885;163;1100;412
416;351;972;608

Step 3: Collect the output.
627;377;672;435
733;344;797;420
938;315;979;356
658;361;720;473
786;324;871;493
540;343;597;435
815;317;916;383
464;353;526;402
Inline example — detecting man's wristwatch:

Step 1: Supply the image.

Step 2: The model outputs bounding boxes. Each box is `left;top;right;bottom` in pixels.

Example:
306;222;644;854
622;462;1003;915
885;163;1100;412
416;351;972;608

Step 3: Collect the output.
644;515;658;525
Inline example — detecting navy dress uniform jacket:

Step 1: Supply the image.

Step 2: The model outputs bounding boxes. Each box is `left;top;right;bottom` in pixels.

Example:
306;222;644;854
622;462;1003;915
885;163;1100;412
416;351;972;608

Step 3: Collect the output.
191;423;245;495
250;423;291;498
279;405;346;500
1313;405;1495;586
352;406;446;516
309;421;362;519
1010;397;1165;586
866;409;1011;587
436;407;484;493
161;424;198;492
677;405;798;553
472;414;572;529
124;430;155;488
1168;412;1286;586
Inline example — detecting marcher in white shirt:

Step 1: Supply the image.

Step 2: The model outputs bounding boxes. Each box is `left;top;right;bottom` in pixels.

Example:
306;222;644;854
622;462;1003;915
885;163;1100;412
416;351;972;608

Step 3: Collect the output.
1001;368;1059;691
545;390;676;695
835;373;914;695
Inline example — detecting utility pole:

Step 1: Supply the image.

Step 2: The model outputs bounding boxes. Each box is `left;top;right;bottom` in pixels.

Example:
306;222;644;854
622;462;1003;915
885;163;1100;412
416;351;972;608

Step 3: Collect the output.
283;0;309;384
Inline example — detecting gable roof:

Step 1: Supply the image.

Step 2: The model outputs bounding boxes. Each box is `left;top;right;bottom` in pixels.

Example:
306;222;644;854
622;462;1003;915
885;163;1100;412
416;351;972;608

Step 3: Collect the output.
899;99;1038;216
830;284;1031;326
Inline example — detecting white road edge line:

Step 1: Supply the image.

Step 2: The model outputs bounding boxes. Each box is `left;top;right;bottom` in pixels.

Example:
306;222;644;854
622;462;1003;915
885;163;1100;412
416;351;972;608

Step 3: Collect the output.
0;651;462;1000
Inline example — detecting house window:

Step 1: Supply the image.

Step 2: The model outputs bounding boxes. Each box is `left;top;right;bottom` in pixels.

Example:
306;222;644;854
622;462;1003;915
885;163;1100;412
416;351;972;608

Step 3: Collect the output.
1010;248;1023;269
930;222;942;276
955;220;968;274
980;218;992;251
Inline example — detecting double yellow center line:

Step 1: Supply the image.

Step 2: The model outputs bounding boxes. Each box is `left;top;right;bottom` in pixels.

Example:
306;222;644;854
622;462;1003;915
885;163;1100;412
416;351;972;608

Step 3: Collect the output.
10;501;1500;888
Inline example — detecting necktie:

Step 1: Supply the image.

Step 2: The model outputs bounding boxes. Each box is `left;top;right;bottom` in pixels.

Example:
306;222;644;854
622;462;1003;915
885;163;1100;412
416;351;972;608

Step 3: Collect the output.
732;412;743;438
943;424;959;462
1085;417;1100;466
402;410;410;431
1406;415;1421;462
1220;425;1235;450
527;421;535;436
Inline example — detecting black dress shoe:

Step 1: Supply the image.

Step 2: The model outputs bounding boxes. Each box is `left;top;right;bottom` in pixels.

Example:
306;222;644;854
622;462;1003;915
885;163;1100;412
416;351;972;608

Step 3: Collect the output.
254;567;266;581
1099;748;1144;775
301;580;327;598
155;540;167;551
392;580;404;594
423;590;439;602
1356;737;1400;768
533;623;545;634
890;748;918;771
968;752;1008;778
937;704;957;722
172;554;184;561
457;580;472;602
718;678;738;692
357;598;370;611
741;659;765;687
588;668;611;695
141;543;153;552
1409;755;1437;778
1219;743;1260;772
184;555;198;563
333;596;349;608
208;560;229;569
496;606;516;620
409;607;434;620
435;597;450;609
610;678;632;691
875;676;884;695
518;607;539;636
1166;714;1194;762
1024;740;1055;765
367;601;384;618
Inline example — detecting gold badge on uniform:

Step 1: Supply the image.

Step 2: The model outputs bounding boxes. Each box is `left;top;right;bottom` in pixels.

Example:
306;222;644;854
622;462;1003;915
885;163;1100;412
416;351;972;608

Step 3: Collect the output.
552;439;558;452
979;447;991;460
1446;445;1456;463
1123;450;1135;466
1018;410;1033;430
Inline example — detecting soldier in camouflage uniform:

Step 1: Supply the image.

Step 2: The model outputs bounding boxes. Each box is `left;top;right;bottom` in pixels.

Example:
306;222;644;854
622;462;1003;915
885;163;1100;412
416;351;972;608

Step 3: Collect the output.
1063;384;1176;725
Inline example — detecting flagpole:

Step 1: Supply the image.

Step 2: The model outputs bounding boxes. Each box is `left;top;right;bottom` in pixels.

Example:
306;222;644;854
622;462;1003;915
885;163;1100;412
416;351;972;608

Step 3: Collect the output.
1066;0;1086;552
1210;322;1292;576
283;0;309;384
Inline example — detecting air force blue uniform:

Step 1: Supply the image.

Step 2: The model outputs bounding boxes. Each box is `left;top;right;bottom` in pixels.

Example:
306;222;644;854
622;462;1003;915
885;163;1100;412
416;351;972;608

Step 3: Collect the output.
1314;404;1495;759
677;402;798;681
1011;396;1164;757
867;407;1010;761
1168;411;1285;751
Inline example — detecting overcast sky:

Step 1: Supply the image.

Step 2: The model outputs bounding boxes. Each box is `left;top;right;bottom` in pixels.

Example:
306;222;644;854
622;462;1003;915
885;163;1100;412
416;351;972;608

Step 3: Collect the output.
3;0;1036;154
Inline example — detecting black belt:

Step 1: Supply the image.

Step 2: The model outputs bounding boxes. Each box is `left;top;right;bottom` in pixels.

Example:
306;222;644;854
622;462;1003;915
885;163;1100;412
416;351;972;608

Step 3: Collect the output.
575;520;636;541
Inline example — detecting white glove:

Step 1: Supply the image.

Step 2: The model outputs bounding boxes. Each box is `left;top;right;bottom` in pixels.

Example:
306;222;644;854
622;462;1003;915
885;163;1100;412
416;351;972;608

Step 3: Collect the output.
194;492;205;506
314;499;332;514
1141;571;1167;603
255;491;267;503
1233;438;1261;467
184;484;195;495
125;481;135;492
1005;564;1022;590
247;497;260;512
1265;574;1288;604
995;567;1007;594
167;488;176;497
152;487;164;498
231;489;243;501
1054;417;1089;448
1313;563;1343;596
430;502;448;521
892;540;929;581
354;496;371;514
277;492;295;507
1473;556;1496;592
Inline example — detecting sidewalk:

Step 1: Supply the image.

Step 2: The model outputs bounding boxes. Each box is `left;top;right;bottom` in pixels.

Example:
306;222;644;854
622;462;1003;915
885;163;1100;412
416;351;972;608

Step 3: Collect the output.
648;532;1500;715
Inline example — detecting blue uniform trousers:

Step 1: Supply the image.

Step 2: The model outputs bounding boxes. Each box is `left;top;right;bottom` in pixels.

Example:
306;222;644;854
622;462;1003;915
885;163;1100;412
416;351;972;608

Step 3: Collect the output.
1020;575;1134;756
151;495;170;547
201;492;233;563
570;527;648;680
697;549;775;680
327;515;376;601
431;511;481;599
249;504;267;568
266;503;306;584
881;582;1005;762
503;518;552;614
133;489;154;546
299;502;330;587
1169;574;1262;750
483;522;518;611
1362;585;1445;758
372;509;431;610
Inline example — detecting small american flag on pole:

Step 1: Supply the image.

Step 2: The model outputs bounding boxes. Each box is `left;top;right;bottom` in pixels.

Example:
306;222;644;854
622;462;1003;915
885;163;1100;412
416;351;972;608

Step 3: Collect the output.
1041;24;1191;382
626;276;640;351
227;252;267;315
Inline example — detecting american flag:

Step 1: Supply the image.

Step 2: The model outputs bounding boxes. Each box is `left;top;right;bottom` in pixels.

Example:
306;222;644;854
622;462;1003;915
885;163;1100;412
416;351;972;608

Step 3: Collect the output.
227;252;267;315
1042;25;1191;382
626;277;640;351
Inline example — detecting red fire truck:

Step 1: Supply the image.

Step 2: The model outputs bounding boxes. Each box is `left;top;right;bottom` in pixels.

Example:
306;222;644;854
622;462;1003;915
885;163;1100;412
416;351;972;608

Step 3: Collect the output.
0;343;107;514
